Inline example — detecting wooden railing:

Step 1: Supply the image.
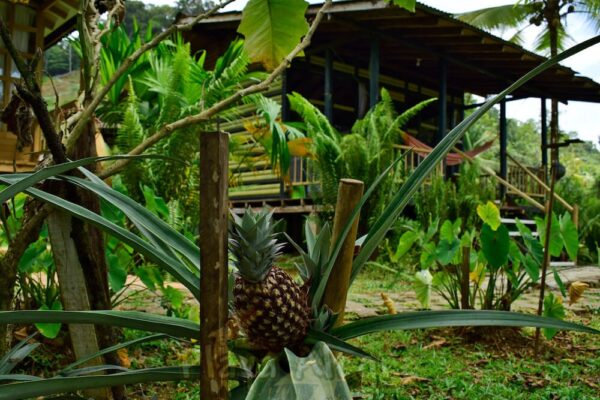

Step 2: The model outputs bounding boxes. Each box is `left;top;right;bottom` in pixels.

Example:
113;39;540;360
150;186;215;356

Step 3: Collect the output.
506;163;546;199
392;144;445;181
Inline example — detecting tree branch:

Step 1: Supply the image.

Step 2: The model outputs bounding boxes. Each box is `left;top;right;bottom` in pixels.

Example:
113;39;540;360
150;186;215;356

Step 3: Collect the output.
97;0;332;179
65;0;238;152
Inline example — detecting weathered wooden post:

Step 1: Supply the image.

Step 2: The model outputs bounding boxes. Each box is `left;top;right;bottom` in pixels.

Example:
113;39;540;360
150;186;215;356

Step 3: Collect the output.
200;131;229;400
48;212;110;400
323;179;364;327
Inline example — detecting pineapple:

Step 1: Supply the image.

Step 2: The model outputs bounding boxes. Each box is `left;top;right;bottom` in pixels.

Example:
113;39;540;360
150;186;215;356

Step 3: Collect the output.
229;209;311;352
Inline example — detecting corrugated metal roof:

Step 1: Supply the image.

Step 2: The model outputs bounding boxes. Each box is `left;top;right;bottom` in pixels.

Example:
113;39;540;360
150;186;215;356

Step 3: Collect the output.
182;0;600;103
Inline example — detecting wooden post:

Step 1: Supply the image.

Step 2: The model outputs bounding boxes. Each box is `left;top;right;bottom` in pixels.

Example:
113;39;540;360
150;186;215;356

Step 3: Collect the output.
323;179;364;327
499;100;508;199
200;131;229;400
460;246;470;310
437;57;447;145
48;212;110;400
541;98;548;181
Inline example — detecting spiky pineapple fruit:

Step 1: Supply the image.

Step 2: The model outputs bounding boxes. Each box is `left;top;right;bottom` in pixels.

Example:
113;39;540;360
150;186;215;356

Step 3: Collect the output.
230;209;310;352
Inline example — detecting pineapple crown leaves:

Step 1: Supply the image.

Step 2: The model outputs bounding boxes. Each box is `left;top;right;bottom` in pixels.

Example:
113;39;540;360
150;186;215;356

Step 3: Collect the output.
229;208;284;282
312;306;339;332
285;220;332;304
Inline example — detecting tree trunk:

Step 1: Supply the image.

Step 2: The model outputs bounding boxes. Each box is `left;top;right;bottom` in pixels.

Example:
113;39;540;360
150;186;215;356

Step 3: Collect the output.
48;211;111;400
66;119;126;400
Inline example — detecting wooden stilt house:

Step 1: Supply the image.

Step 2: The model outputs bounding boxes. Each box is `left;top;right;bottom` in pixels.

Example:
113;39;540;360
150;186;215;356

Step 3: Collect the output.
181;0;600;215
0;0;77;173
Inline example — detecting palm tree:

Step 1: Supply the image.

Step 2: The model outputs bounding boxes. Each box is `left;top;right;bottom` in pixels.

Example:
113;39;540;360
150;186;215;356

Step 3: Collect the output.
460;1;600;148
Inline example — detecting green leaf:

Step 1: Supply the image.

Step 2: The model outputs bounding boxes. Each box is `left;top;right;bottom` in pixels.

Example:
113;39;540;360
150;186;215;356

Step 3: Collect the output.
392;230;419;262
245;342;352;400
542;293;566;340
351;36;600;285
305;330;375;360
0;311;199;339
552;267;567;298
439;219;461;242
389;0;416;12
477;201;501;231
330;310;599;341
420;242;437;269
238;0;309;70
0;366;199;400
35;302;62;339
436;239;460;266
0;333;40;375
522;254;540;283
515;218;544;264
107;251;129;292
535;214;563;257
559;213;579;261
413;270;433;309
0;176;200;301
480;223;510;269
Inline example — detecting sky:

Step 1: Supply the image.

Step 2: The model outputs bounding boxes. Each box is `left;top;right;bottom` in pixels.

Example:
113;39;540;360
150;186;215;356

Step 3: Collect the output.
145;0;600;146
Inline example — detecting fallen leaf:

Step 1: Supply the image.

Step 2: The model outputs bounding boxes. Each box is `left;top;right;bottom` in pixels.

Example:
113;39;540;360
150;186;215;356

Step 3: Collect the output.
423;338;447;350
380;292;397;315
399;375;430;385
568;281;589;305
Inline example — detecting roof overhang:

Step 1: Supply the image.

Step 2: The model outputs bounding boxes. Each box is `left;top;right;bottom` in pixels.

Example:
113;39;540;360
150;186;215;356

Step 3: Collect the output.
7;0;80;48
180;0;600;103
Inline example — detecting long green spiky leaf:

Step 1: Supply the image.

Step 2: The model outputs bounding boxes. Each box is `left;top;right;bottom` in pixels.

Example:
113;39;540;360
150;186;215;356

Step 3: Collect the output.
352;35;600;284
0;311;199;339
305;329;375;360
0;366;199;400
59;334;168;374
330;310;600;341
0;177;200;300
0;155;171;205
70;170;200;270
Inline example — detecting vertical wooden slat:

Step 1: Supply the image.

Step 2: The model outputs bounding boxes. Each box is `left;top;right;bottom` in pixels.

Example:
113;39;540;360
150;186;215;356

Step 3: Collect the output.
322;179;364;327
324;48;333;121
369;37;379;108
200;131;229;400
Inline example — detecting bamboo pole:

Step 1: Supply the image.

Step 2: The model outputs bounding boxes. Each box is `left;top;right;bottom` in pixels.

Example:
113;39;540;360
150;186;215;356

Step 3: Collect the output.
323;179;364;327
506;153;573;212
453;148;545;212
200;131;229;400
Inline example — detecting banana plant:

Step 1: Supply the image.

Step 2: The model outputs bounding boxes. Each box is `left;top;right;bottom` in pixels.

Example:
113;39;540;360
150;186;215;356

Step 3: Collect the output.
0;36;599;400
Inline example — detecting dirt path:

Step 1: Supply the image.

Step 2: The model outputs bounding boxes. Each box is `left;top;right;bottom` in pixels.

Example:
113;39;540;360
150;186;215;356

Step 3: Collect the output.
115;266;600;319
346;266;600;318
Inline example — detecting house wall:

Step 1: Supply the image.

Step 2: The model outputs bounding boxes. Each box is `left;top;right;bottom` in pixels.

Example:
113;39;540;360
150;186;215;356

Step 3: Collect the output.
0;2;44;173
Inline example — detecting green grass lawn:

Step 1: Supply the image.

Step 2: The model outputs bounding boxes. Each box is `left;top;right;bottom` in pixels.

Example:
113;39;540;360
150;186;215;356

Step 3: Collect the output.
13;266;599;399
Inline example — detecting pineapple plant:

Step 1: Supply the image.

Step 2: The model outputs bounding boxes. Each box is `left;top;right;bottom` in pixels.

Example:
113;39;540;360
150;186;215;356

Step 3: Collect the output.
229;209;311;352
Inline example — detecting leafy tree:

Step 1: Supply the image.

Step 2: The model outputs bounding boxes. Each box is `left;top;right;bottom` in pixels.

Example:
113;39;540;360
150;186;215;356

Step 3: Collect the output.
122;0;175;35
460;0;600;186
176;0;215;15
44;38;80;76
